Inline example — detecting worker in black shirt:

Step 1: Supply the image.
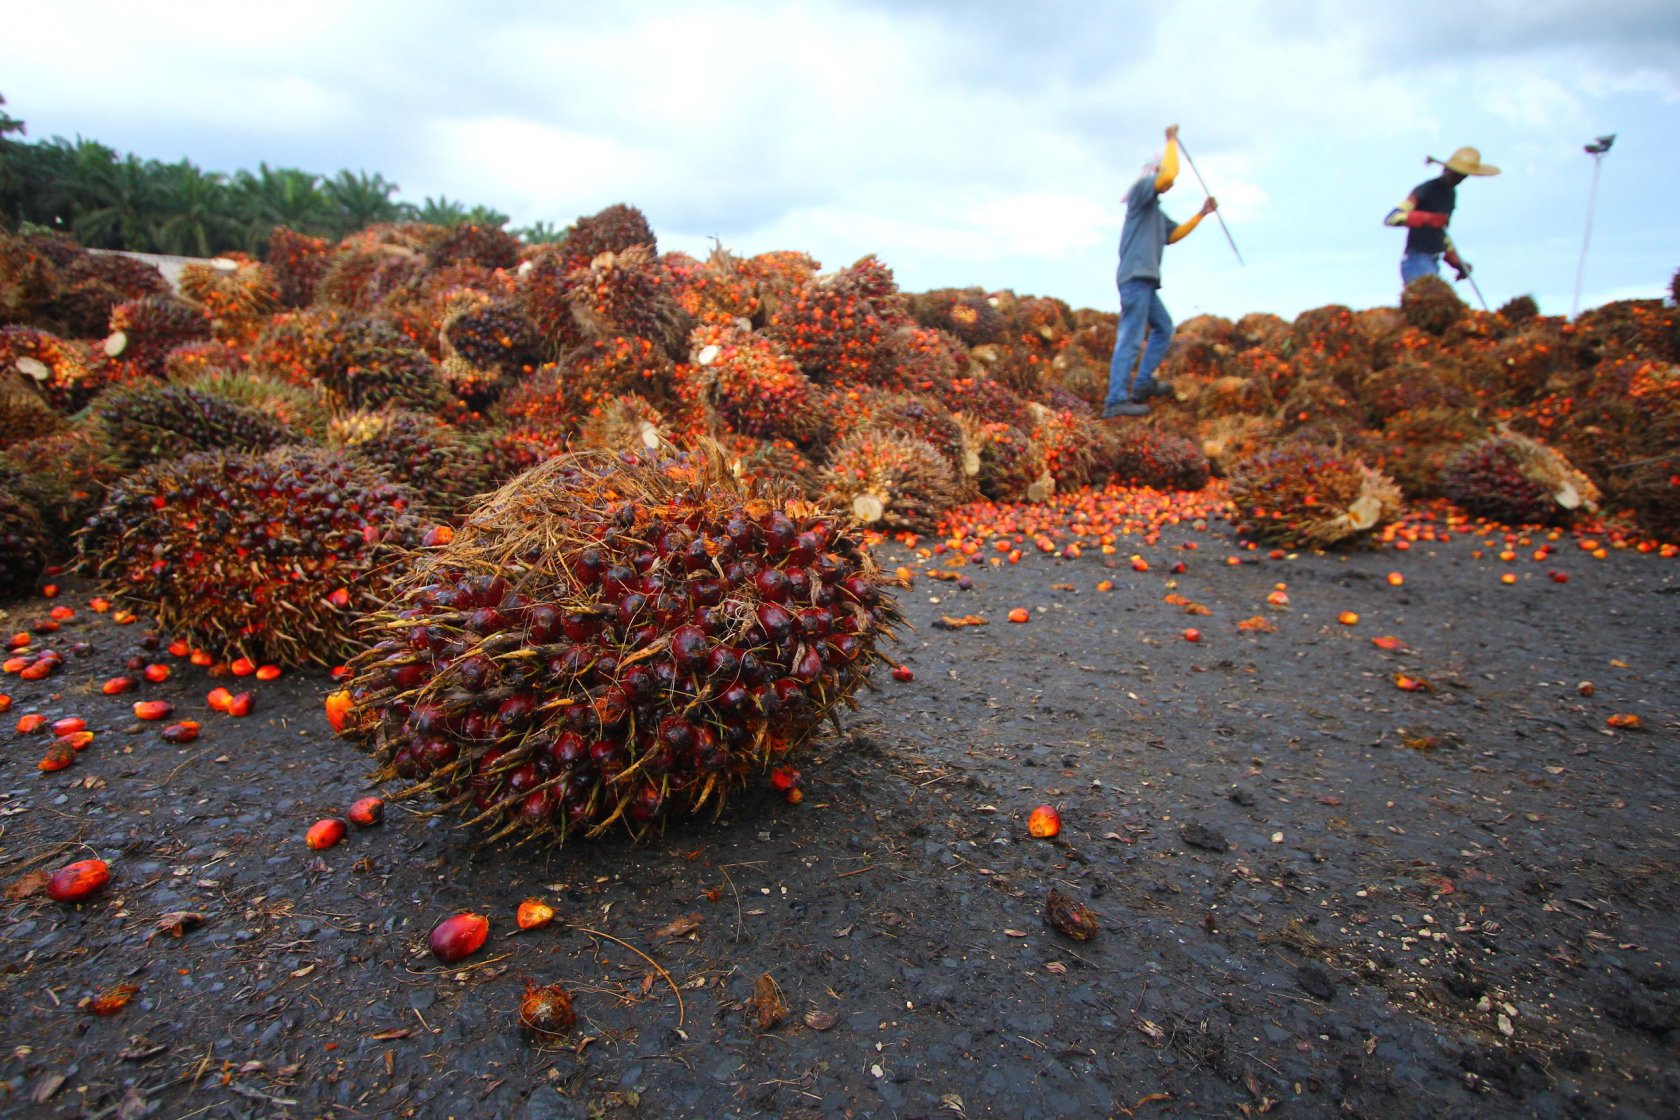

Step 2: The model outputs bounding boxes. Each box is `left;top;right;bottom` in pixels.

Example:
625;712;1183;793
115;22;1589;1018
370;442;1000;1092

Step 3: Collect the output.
1385;146;1499;289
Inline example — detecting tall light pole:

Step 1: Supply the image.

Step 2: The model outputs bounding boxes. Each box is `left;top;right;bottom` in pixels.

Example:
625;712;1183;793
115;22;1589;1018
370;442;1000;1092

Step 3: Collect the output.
1572;133;1615;319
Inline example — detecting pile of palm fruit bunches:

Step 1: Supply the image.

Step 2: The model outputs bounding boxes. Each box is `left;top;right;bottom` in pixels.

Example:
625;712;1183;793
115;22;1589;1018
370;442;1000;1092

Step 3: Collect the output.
1;213;1675;840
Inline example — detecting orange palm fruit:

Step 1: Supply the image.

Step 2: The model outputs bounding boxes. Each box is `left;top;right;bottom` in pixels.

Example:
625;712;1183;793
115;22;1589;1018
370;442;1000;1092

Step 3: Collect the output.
306;818;347;850
430;912;490;964
47;859;109;902
1028;804;1062;839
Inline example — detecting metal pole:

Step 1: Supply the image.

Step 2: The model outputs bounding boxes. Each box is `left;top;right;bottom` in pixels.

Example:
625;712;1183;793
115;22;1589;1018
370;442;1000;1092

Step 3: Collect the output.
1175;139;1245;266
1572;134;1614;319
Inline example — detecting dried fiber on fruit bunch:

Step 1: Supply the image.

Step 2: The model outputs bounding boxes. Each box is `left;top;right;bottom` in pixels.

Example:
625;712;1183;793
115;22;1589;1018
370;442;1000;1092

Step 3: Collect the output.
1498;294;1539;327
77;446;423;665
338;445;903;844
0;462;50;600
1099;426;1211;491
1;326;97;411
0;380;66;449
765;260;897;384
1028;402;1102;490
178;255;281;344
718;434;820;496
317;316;446;415
955;415;1041;503
1198;414;1277;477
331;409;493;518
819;428;961;530
267;227;334;308
909;289;1002;348
1441;429;1600;527
1378;407;1489;499
1227;443;1403;548
480;424;560;487
1400;275;1466;337
104;295;211;376
552;203;657;275
96;382;299;469
427;223;522;272
577;393;672;455
2;426;121;540
316;245;425;314
845;392;967;480
683;321;822;442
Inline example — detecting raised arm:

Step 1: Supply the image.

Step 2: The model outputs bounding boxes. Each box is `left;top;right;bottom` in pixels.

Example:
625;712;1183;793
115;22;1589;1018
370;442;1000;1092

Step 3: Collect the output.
1153;124;1181;193
1384;191;1449;229
1168;195;1218;244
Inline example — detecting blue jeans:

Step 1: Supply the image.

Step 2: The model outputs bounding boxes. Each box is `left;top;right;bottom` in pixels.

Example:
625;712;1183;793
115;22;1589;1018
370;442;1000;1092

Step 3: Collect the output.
1400;252;1440;287
1105;278;1173;409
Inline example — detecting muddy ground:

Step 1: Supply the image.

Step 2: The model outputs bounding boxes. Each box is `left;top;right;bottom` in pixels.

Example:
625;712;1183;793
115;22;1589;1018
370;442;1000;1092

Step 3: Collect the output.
2;509;1678;1120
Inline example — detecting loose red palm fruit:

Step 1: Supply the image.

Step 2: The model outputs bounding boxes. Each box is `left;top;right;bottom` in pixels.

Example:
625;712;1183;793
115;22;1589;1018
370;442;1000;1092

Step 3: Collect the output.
230;657;256;676
430;912;490;963
143;663;170;683
324;689;353;733
207;686;234;712
519;981;576;1039
51;717;86;736
516;899;556;930
226;692;253;717
161;720;200;743
255;664;282;681
347;797;384;826
17;713;48;733
39;741;76;771
47;859;109;902
133;700;174;721
1028;804;1062;839
59;730;95;751
102;676;136;695
306;818;347;849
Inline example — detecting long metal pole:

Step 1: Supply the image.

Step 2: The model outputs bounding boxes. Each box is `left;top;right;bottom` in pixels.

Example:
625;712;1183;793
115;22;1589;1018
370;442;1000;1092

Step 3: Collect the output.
1175;139;1244;266
1571;152;1604;319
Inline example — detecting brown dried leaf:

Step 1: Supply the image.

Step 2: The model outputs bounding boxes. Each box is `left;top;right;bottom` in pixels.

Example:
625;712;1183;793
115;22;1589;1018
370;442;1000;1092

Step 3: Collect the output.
6;869;49;901
750;972;787;1032
154;910;206;938
1045;888;1100;941
81;982;140;1016
803;1008;839;1031
933;614;988;630
651;913;703;940
366;1028;411;1040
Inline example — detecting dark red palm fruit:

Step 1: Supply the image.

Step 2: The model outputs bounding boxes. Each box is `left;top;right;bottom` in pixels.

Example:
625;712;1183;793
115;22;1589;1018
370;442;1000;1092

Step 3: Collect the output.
306;818;347;850
519;981;576;1039
348;797;384;826
47;859;110;902
430;912;490;964
752;567;790;603
755;601;794;642
133;700;174;721
161;720;200;743
669;625;709;673
526;604;562;643
39;741;76;771
226;692;253;717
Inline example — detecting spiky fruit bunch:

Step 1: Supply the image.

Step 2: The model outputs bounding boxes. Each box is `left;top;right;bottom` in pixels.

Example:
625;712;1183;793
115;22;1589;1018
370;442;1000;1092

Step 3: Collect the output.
685;321;821;442
427;223;522;271
481;424;560;487
1200;415;1278;477
1400;275;1466;336
1190;375;1272;421
77;447;423;664
717;435;821;495
956;415;1040;502
555;204;657;274
1627;361;1680;411
496;363;574;437
671;246;761;325
1617;415;1679;543
162;338;248;382
104;295;210;376
765;263;894;384
0;382;66;449
820;429;960;530
2;426;120;537
0;462;49;600
267;227;334;308
51;250;172;335
1028;403;1101;490
443;296;540;379
1227;444;1403;548
1498;294;1539;326
1100;426;1211;491
316;246;425;313
932;374;1034;434
338;447;902;844
175;368;329;440
578;394;670;454
568;245;692;359
96;382;299;469
1278;377;1364;436
1;231;68;326
911;289;1002;347
1355;356;1471;422
318;316;445;414
331;409;492;517
2;326;100;410
1289;304;1371;386
250;307;340;386
178;255;281;343
841;255;909;325
873;324;970;394
853;392;966;474
1440;430;1601;526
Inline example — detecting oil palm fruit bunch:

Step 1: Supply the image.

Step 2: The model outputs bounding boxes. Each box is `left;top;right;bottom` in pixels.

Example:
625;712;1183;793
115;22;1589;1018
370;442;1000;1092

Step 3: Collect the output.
250;307;342;387
178;255;281;344
2;326;101;411
2;425;120;540
104;295;211;376
1200;415;1279;478
554;203;657;274
1378;407;1488;499
911;289;1003;348
685;321;821;442
267;227;334;308
819;428;960;531
337;445;903;844
317;316;446;414
1226;443;1403;548
480;424;560;487
718;434;820;495
932;374;1033;435
671;245;761;325
1028;403;1101;490
1289;303;1371;387
566;244;692;360
1497;294;1539;326
496;363;574;441
765;261;895;384
0;230;67;327
96;382;299;469
316;245;425;314
171;367;329;440
0;381;66;449
1400;274;1466;337
577;394;671;455
560;335;676;410
442;295;541;382
427;223;523;272
331;409;493;518
51;250;172;337
0;462;49;600
956;415;1040;503
851;392;967;476
77;446;424;665
1440;429;1600;527
873;324;970;394
1099;426;1211;491
162;338;249;382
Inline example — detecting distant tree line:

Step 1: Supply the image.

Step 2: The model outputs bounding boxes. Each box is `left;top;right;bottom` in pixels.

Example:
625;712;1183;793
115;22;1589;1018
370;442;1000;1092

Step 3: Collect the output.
0;94;564;257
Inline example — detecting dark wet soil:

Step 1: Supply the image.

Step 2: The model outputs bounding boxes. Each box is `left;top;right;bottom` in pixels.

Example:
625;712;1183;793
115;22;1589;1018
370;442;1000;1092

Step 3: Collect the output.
3;513;1678;1120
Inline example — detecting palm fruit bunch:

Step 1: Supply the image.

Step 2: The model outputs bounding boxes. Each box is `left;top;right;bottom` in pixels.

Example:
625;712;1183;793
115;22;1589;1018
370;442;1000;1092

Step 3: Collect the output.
554;203;657;275
336;446;903;844
852;392;967;477
480;425;558;487
932;374;1034;434
1400;274;1466;336
564;244;692;359
179;367;329;440
1440;429;1600;527
317;316;446;414
1028;403;1102;490
1289;304;1371;387
1197;415;1277;477
2;426;120;539
163;338;249;381
0;230;66;327
910;288;1003;348
669;245;761;325
427;223;523;271
956;415;1041;502
970;336;1050;401
820;428;961;530
104;295;211;376
267;227;335;308
684;320;821;442
1378;408;1489;498
77;446;424;665
178;255;281;344
1497;294;1539;327
1226;443;1403;548
0;461;49;600
331;409;492;518
316;245;425;313
96;382;299;469
250;307;341;386
718;434;820;495
765;260;895;384
735;250;821;316
1355;355;1471;423
51;250;172;337
577;394;674;455
559;335;676;410
1189;375;1272;422
1277;377;1365;438
1615;413;1679;543
1573;298;1674;364
1;326;101;410
442;295;541;381
874;323;970;394
0;381;66;449
496;364;574;442
1099;426;1211;491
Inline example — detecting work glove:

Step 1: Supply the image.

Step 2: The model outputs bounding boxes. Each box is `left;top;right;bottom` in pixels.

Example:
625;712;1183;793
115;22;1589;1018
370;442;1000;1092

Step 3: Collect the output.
1404;210;1450;230
1453;261;1472;281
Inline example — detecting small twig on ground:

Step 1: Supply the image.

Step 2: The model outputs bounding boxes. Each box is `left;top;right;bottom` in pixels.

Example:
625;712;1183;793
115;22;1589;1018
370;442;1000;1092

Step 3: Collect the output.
574;925;685;1028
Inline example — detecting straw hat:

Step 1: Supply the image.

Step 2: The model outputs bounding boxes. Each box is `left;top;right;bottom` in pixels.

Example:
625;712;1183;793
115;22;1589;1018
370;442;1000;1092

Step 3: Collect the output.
1437;146;1500;176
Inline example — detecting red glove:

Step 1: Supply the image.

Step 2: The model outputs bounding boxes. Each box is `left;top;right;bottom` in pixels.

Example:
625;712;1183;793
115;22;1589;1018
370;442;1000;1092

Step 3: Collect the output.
1404;210;1450;229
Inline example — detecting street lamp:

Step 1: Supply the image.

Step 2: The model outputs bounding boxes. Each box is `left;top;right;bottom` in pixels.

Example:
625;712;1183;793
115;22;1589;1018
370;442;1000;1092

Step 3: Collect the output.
1572;133;1615;319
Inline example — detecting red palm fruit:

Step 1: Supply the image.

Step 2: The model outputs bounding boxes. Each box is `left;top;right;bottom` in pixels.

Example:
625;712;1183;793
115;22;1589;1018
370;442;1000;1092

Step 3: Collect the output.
161;720;199;743
324;689;354;732
230;657;256;677
207;688;234;712
133;700;174;721
226;692;253;717
305;818;347;850
39;741;76;771
47;858;110;902
516;899;556;931
17;712;48;733
256;664;281;681
102;676;136;694
430;912;490;964
51;717;86;736
143;663;169;682
60;730;95;751
0;693;10;713
347;797;384;826
1027;805;1062;839
167;639;191;657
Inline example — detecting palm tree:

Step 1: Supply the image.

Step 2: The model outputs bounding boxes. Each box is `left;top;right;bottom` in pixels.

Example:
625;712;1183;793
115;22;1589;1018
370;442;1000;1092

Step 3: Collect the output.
62;142;162;250
231;163;331;251
417;195;470;226
153;159;242;257
517;219;566;244
322;169;405;238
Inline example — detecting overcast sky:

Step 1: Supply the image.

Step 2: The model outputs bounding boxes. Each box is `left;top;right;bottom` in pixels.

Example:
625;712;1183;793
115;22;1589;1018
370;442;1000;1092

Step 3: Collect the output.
9;0;1678;321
